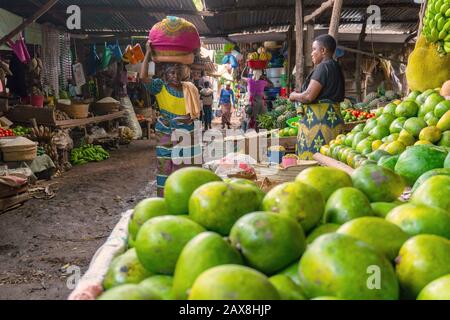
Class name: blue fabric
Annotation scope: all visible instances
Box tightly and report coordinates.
[144,78,164,95]
[220,89,235,105]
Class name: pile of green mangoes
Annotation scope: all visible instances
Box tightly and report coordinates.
[70,144,109,165]
[423,0,450,54]
[12,126,31,137]
[95,166,450,301]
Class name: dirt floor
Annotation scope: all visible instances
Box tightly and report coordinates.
[0,139,156,300]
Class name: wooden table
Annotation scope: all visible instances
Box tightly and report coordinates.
[6,105,126,129]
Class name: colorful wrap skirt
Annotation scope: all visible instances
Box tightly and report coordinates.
[296,103,344,160]
[156,109,202,197]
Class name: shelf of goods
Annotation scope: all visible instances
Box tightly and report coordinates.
[6,105,126,129]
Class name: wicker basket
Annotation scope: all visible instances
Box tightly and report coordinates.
[57,103,90,119]
[92,102,120,115]
[3,145,37,162]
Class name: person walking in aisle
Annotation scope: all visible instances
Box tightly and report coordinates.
[200,81,214,130]
[219,81,235,129]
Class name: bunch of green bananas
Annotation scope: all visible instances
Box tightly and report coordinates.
[70,144,110,165]
[423,0,450,54]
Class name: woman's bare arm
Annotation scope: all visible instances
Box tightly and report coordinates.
[289,80,322,104]
[140,41,153,84]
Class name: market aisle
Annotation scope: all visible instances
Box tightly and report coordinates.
[0,140,156,300]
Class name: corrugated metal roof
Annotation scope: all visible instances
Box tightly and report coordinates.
[1,0,421,37]
[1,0,211,35]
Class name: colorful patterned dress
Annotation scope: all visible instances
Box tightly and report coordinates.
[145,79,202,196]
[296,102,344,160]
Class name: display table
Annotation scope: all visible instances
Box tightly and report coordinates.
[6,105,126,129]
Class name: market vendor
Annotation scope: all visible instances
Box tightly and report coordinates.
[241,68,273,131]
[140,17,202,197]
[289,34,345,160]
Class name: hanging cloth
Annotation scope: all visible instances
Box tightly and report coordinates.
[7,33,31,64]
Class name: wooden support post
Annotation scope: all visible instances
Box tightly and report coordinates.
[329,0,344,41]
[0,0,60,47]
[305,23,315,75]
[418,0,428,37]
[295,0,304,89]
[286,25,294,91]
[355,18,368,101]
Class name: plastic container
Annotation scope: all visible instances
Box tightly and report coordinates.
[268,150,285,164]
[266,67,285,78]
[282,156,298,168]
[30,95,44,108]
[269,77,282,88]
[287,116,301,128]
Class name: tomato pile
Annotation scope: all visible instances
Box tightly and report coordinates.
[341,109,376,123]
[0,128,15,138]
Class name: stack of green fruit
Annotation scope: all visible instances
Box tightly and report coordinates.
[70,144,109,165]
[278,127,298,137]
[321,89,450,185]
[96,165,450,300]
[257,97,298,130]
[423,0,450,54]
[12,126,31,137]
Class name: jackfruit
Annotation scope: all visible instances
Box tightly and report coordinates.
[406,35,450,92]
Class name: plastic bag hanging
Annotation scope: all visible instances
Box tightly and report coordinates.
[7,33,31,64]
[87,44,101,76]
[102,42,113,70]
[108,40,123,60]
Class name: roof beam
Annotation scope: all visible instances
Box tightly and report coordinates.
[304,0,334,24]
[210,2,420,14]
[72,16,418,39]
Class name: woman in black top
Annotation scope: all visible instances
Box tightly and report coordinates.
[289,34,346,160]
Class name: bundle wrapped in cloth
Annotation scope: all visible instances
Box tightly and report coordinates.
[149,16,201,65]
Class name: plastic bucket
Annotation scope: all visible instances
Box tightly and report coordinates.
[30,95,44,107]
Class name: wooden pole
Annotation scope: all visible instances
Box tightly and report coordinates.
[355,17,368,101]
[329,0,344,40]
[305,23,315,75]
[304,0,334,24]
[418,0,428,37]
[295,0,304,89]
[0,0,60,47]
[286,25,294,92]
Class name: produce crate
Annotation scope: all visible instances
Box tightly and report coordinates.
[68,210,132,300]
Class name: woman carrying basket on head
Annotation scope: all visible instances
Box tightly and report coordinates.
[140,16,202,197]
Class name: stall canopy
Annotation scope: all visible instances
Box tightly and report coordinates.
[2,0,421,40]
